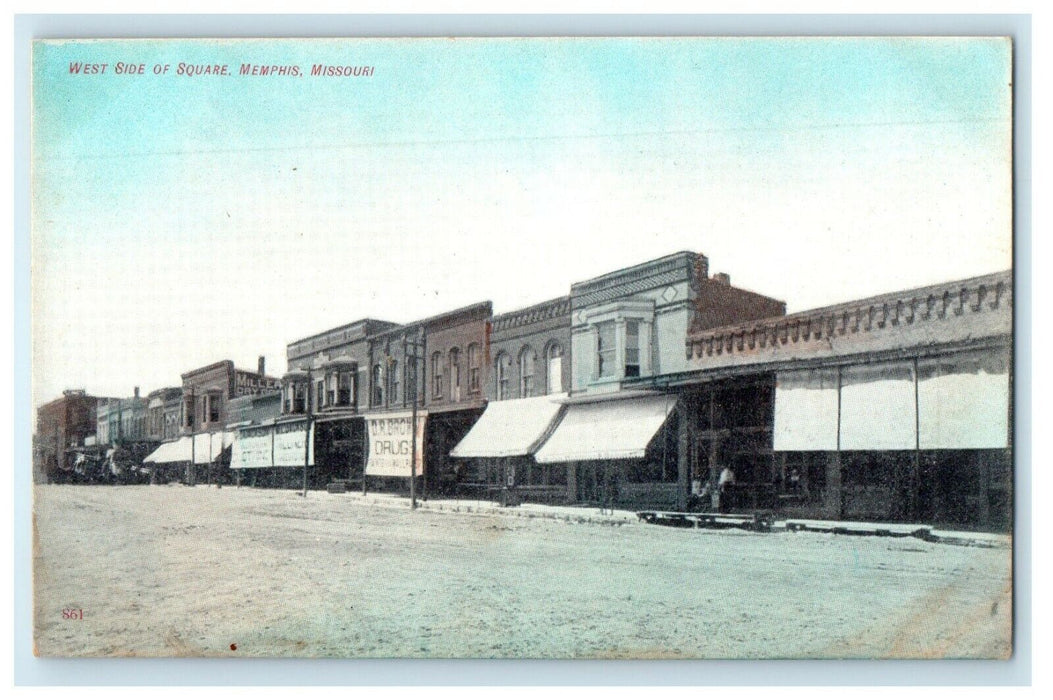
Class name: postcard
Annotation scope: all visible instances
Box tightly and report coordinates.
[31,36,1013,659]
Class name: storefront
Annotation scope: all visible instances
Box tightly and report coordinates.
[362,410,427,494]
[230,419,315,488]
[682,270,1013,530]
[533,392,680,509]
[450,393,567,502]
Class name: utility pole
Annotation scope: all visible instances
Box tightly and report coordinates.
[405,331,426,510]
[303,369,312,498]
[187,387,196,486]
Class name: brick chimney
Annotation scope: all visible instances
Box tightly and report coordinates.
[713,272,731,286]
[133,386,140,398]
[258,356,266,376]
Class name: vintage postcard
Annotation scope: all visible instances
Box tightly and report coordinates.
[31,36,1013,659]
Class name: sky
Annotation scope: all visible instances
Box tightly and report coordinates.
[30,37,1013,407]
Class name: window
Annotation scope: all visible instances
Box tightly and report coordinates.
[388,359,399,404]
[315,380,324,411]
[337,370,353,406]
[431,352,443,399]
[449,348,462,402]
[625,320,641,378]
[183,398,193,427]
[467,344,481,393]
[207,394,220,423]
[597,322,616,378]
[496,352,511,400]
[519,347,535,398]
[547,343,563,394]
[372,364,384,406]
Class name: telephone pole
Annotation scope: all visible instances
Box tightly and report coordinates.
[404,331,426,510]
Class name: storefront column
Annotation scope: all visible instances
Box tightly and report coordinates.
[567,461,578,503]
[823,452,842,519]
[676,399,690,511]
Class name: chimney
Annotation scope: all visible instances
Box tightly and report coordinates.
[258,356,266,376]
[133,386,140,398]
[713,272,731,286]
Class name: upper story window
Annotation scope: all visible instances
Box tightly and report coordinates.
[495,352,511,400]
[467,343,481,393]
[449,348,462,402]
[372,364,384,407]
[206,392,221,423]
[625,320,641,378]
[328,368,354,407]
[183,397,194,427]
[547,343,563,394]
[388,359,400,405]
[315,379,324,411]
[431,352,443,399]
[283,380,307,414]
[519,347,536,398]
[597,322,616,379]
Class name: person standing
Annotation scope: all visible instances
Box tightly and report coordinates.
[718,465,736,513]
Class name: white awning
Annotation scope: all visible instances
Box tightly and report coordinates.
[450,394,567,458]
[534,394,677,464]
[143,437,193,464]
[192,432,235,464]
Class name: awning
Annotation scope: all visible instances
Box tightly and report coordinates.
[534,394,677,464]
[143,436,193,464]
[450,394,566,458]
[192,432,235,464]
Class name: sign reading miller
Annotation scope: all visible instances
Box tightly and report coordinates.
[365,412,428,477]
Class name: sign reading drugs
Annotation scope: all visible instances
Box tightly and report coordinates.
[365,412,427,477]
[273,420,314,467]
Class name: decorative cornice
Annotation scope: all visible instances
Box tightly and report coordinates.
[288,318,399,360]
[570,252,706,308]
[492,296,571,333]
[686,270,1012,362]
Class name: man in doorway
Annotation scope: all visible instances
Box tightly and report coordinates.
[718,465,736,513]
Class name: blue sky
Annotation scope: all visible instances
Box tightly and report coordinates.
[31,37,1012,404]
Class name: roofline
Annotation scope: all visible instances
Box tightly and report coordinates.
[688,269,1012,342]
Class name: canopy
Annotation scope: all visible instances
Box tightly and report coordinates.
[451,394,566,458]
[534,394,676,464]
[192,432,235,464]
[143,436,193,464]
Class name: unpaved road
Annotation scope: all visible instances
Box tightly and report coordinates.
[32,485,1012,659]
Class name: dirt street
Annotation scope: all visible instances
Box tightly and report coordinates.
[32,485,1012,658]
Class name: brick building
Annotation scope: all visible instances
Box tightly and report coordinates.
[34,389,104,484]
[676,270,1012,530]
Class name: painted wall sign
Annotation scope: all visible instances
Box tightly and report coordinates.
[365,411,427,477]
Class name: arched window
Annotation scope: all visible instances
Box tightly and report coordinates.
[495,352,511,400]
[547,342,563,394]
[467,343,481,393]
[449,348,462,402]
[519,347,536,398]
[431,351,443,399]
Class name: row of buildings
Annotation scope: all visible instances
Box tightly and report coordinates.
[35,251,1014,531]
